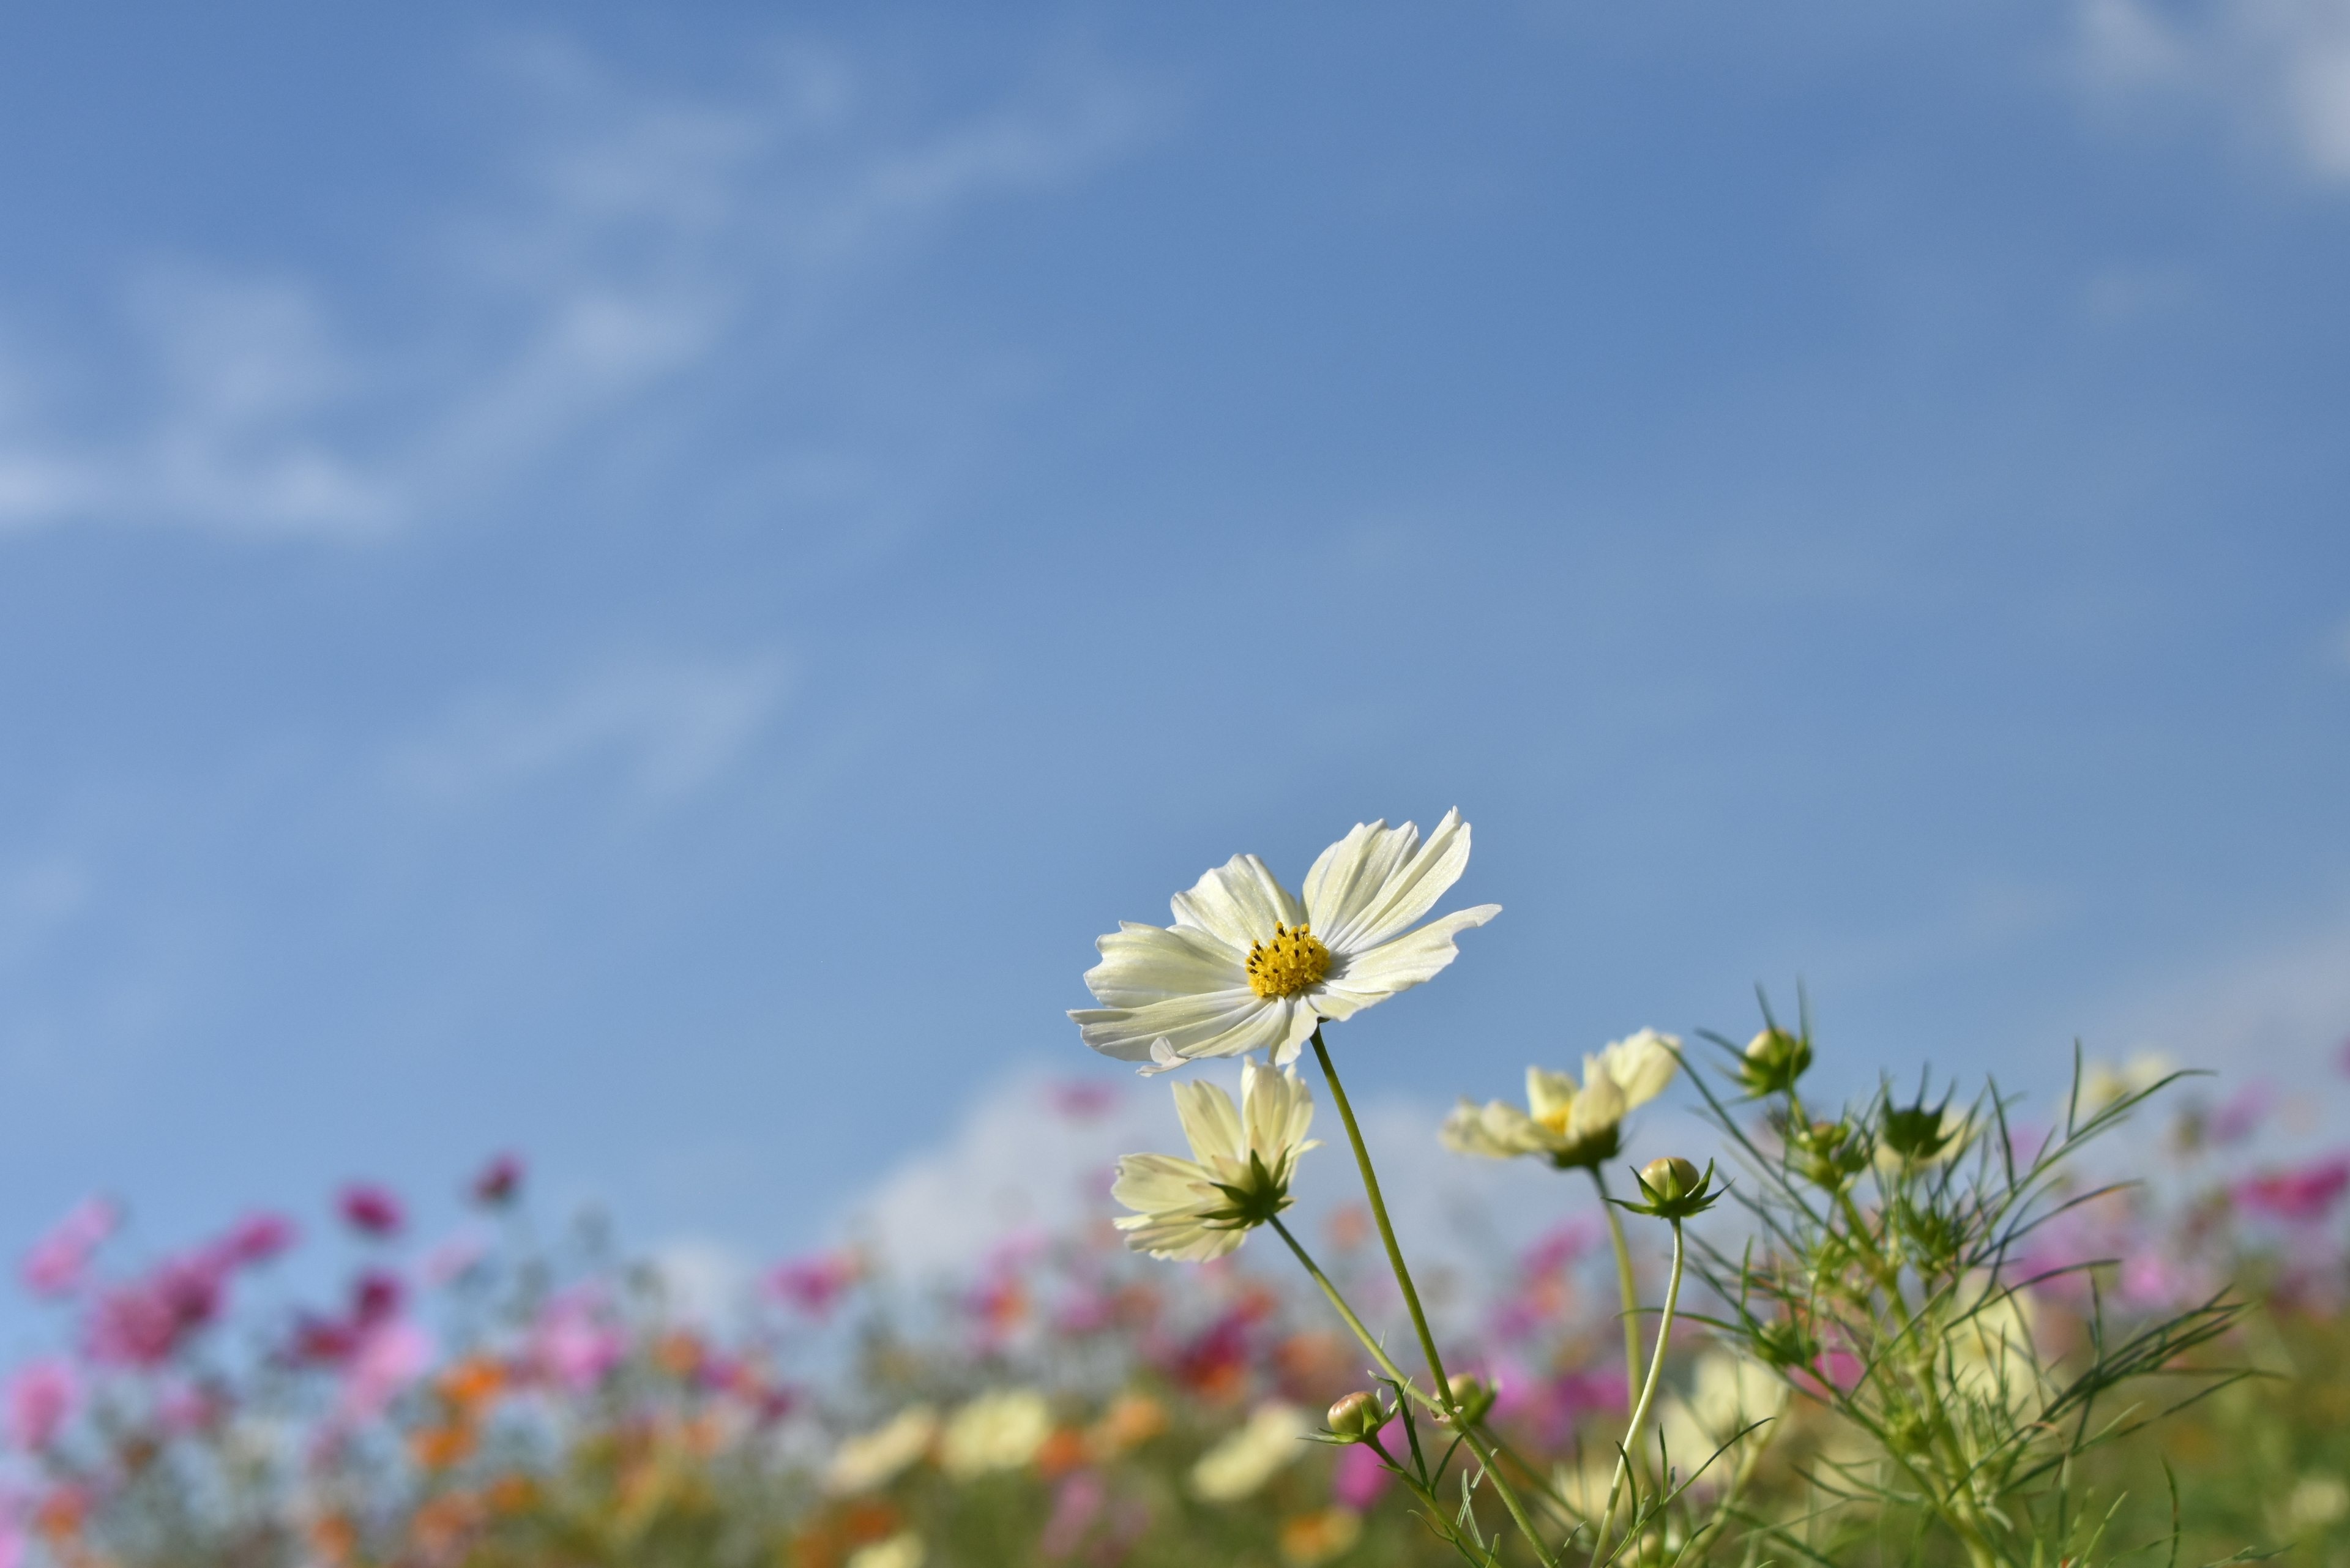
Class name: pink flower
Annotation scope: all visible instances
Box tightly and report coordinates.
[766,1249,863,1318]
[1042,1471,1106,1558]
[422,1232,489,1286]
[4,1361,76,1449]
[2234,1154,2350,1224]
[337,1184,405,1238]
[2207,1083,2272,1146]
[1050,1081,1119,1121]
[215,1212,297,1267]
[471,1154,523,1207]
[337,1320,430,1422]
[1521,1218,1601,1276]
[21,1198,118,1298]
[84,1252,230,1367]
[1332,1441,1392,1510]
[529,1291,624,1393]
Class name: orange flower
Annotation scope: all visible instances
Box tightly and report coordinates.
[1279,1507,1363,1567]
[1034,1426,1090,1477]
[412,1422,479,1471]
[438,1355,507,1411]
[486,1473,540,1515]
[1086,1393,1168,1460]
[310,1511,361,1566]
[655,1330,707,1379]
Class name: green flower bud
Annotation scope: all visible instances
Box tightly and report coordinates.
[1440,1373,1496,1426]
[1621,1155,1722,1220]
[1881,1098,1957,1160]
[1739,1028,1813,1096]
[1326,1391,1389,1441]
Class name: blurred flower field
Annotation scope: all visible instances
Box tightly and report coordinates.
[2,1058,2346,1568]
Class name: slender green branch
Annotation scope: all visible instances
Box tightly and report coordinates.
[1590,1217,1685,1568]
[1591,1167,1643,1413]
[1308,1031,1559,1568]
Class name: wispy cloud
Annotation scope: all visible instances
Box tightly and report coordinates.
[394,652,794,805]
[0,32,1152,543]
[2073,0,2350,182]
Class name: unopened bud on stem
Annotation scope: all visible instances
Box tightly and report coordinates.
[1327,1391,1388,1441]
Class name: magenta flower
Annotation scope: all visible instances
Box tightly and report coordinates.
[1041,1470,1107,1558]
[84,1252,230,1368]
[766,1249,863,1318]
[470,1154,523,1207]
[21,1197,118,1298]
[215,1212,297,1267]
[4,1360,77,1449]
[1333,1442,1393,1509]
[337,1184,405,1238]
[2233,1154,2350,1224]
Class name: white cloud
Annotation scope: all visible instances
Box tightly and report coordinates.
[0,32,1151,543]
[395,651,794,805]
[2073,0,2350,182]
[2093,908,2350,1089]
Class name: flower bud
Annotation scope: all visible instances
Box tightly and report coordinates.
[1739,1027,1812,1096]
[1441,1372,1496,1425]
[1880,1099,1956,1160]
[1326,1391,1388,1441]
[1641,1156,1702,1200]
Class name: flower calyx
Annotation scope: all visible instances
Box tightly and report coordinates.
[1738,1027,1813,1097]
[1879,1095,1958,1161]
[1784,1115,1869,1190]
[1324,1391,1392,1443]
[1434,1372,1496,1427]
[1619,1155,1721,1221]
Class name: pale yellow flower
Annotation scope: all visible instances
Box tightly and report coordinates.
[1658,1351,1788,1476]
[1192,1402,1310,1502]
[1947,1279,2045,1417]
[940,1389,1053,1479]
[1073,812,1500,1071]
[1114,1059,1319,1261]
[825,1405,937,1494]
[2081,1051,2176,1112]
[1441,1029,1680,1170]
[846,1533,926,1568]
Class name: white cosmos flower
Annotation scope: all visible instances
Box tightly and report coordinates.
[1072,810,1501,1071]
[1112,1059,1320,1262]
[1440,1029,1680,1171]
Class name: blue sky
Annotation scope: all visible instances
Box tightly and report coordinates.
[1,0,2347,1305]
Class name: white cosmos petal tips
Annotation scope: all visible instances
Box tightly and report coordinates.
[1440,1028,1682,1171]
[1111,1059,1321,1262]
[1071,810,1501,1071]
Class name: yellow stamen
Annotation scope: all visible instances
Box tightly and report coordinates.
[1245,923,1330,999]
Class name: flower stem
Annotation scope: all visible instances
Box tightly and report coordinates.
[1591,1167,1643,1413]
[1589,1217,1685,1568]
[1307,1031,1560,1568]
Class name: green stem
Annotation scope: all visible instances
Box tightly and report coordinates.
[1311,1031,1450,1395]
[1590,1219,1685,1568]
[1308,1031,1559,1568]
[1591,1167,1643,1413]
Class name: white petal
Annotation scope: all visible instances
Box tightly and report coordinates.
[1600,1029,1681,1110]
[1114,1208,1247,1262]
[1526,1066,1577,1126]
[1568,1070,1627,1140]
[1082,921,1247,1008]
[1303,808,1474,954]
[1311,903,1501,1014]
[1169,855,1304,949]
[1173,1078,1246,1166]
[1071,988,1282,1062]
[1111,1152,1218,1212]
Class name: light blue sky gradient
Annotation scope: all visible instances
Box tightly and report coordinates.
[1,1,2346,1305]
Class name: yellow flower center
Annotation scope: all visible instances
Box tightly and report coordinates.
[1245,923,1330,999]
